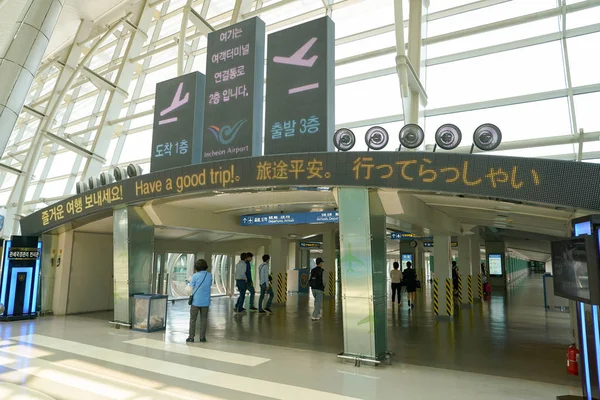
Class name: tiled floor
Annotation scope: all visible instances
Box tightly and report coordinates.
[0,273,583,399]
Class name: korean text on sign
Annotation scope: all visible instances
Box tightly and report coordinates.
[155,140,189,157]
[40,186,124,227]
[271,116,320,140]
[220,28,242,42]
[208,85,249,105]
[211,44,250,64]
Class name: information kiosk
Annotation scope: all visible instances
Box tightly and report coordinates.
[555,215,600,399]
[0,235,41,321]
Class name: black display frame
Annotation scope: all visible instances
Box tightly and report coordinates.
[551,235,600,304]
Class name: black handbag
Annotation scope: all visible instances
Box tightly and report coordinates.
[416,280,422,289]
[188,273,207,305]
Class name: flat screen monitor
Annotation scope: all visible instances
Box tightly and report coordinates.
[401,253,413,271]
[488,254,502,276]
[574,221,592,237]
[551,236,595,303]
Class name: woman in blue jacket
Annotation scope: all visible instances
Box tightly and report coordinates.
[187,259,212,343]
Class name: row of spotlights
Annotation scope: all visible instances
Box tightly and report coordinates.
[334,123,502,152]
[76,164,143,194]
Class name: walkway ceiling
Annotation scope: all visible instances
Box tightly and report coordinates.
[66,187,580,262]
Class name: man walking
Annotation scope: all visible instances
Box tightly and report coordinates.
[258,254,274,314]
[235,253,248,313]
[245,252,258,312]
[309,257,325,321]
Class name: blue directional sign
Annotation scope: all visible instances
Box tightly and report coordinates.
[390,232,434,241]
[240,211,338,226]
[305,211,338,224]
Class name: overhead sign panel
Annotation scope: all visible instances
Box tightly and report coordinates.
[240,211,339,226]
[151,72,205,172]
[264,16,335,155]
[202,17,265,162]
[21,151,600,235]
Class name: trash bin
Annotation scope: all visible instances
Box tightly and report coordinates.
[132,294,168,332]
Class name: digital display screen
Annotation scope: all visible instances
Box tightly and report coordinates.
[574,221,592,236]
[488,254,502,276]
[264,16,334,155]
[401,253,413,271]
[151,72,205,172]
[202,18,265,162]
[551,237,591,303]
[8,248,40,260]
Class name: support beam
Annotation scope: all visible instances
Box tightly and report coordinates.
[81,0,155,180]
[4,19,95,237]
[231,0,253,24]
[0,0,64,156]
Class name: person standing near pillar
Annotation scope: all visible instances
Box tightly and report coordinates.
[235,253,247,313]
[390,261,402,305]
[245,252,258,312]
[309,258,325,321]
[258,254,274,314]
[187,259,212,343]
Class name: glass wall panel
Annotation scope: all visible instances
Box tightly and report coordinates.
[566,32,600,87]
[120,130,152,163]
[426,42,566,109]
[574,92,600,133]
[427,18,559,59]
[336,74,402,124]
[427,0,556,37]
[424,97,572,146]
[47,150,78,179]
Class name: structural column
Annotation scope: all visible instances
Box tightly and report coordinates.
[433,235,453,318]
[322,229,337,297]
[338,188,387,361]
[457,235,473,307]
[469,234,482,301]
[270,237,288,304]
[0,0,64,154]
[113,206,154,325]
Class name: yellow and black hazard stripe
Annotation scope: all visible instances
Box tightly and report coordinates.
[433,278,439,316]
[276,273,284,303]
[445,278,453,316]
[477,274,483,299]
[468,275,474,304]
[457,274,463,303]
[328,271,335,296]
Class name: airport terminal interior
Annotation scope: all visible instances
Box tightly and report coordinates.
[1,0,600,399]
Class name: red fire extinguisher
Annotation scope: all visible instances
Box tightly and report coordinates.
[567,343,580,376]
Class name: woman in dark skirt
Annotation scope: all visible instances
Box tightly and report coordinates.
[402,261,417,309]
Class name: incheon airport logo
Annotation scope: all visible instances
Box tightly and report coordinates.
[208,120,246,145]
[204,119,250,159]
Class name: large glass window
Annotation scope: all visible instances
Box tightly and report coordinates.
[426,42,566,109]
[3,0,600,211]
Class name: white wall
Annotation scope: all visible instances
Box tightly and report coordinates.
[66,232,113,314]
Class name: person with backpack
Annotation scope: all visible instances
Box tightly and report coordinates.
[258,254,274,314]
[186,259,212,343]
[309,258,325,321]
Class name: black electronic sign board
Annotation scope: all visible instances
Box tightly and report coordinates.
[202,17,265,162]
[151,72,205,173]
[264,16,335,155]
